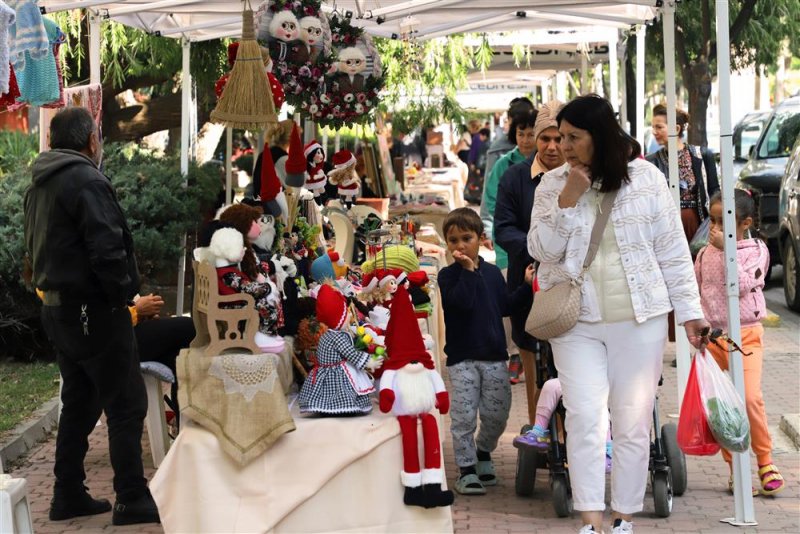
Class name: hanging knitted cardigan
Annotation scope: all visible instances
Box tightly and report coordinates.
[0,1,15,94]
[15,16,62,106]
[7,0,49,69]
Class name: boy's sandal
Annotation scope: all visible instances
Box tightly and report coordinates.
[727,474,759,497]
[476,460,498,486]
[455,473,486,495]
[758,464,785,496]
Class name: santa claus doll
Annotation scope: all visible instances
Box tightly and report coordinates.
[303,139,328,201]
[327,149,360,209]
[379,284,454,509]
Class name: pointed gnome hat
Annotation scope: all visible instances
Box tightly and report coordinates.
[316,284,349,330]
[383,285,434,371]
[284,123,307,187]
[258,144,283,217]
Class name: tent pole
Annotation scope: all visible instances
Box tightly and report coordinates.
[89,9,101,85]
[663,1,692,410]
[715,0,756,524]
[619,31,628,131]
[556,72,567,101]
[176,38,191,316]
[225,126,233,205]
[581,49,589,96]
[635,24,646,149]
[609,31,619,111]
[334,132,341,153]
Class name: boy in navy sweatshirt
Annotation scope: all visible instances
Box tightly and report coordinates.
[438,208,533,495]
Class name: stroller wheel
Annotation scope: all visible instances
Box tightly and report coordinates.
[661,423,687,496]
[514,447,537,496]
[652,471,673,518]
[551,473,572,517]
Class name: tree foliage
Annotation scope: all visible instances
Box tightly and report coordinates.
[50,11,228,144]
[648,0,800,146]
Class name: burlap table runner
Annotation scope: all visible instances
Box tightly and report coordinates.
[177,347,296,466]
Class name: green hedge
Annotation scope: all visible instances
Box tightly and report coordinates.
[0,141,221,360]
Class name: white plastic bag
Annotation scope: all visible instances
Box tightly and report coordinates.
[695,350,751,453]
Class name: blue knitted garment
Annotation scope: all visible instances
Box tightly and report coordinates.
[15,16,62,106]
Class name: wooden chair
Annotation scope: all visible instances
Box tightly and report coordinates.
[191,261,261,356]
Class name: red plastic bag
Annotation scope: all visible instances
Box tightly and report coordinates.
[677,355,721,456]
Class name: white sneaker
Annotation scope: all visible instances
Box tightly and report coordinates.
[579,525,604,534]
[611,519,633,533]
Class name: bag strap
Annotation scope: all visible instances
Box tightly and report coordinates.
[582,188,619,271]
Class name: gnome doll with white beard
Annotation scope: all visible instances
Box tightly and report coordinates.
[379,284,454,509]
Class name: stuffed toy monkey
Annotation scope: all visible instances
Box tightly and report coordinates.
[379,285,454,509]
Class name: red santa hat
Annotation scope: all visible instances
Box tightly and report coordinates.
[382,285,434,371]
[304,140,323,159]
[328,250,345,267]
[331,149,356,170]
[316,284,349,330]
[259,145,283,217]
[284,123,307,187]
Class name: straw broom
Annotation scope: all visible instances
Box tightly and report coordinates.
[210,1,277,130]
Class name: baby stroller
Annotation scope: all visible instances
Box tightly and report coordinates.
[513,339,687,518]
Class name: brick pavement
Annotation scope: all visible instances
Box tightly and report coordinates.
[6,318,798,533]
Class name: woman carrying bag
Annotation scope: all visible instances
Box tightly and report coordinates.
[527,95,710,534]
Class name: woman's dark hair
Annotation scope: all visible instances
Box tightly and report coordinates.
[556,94,641,193]
[509,110,538,147]
[709,189,755,223]
[50,107,95,151]
[443,207,484,238]
[652,103,690,137]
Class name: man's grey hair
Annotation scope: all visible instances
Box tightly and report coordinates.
[49,107,96,151]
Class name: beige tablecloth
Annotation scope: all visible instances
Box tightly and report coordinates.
[150,405,453,533]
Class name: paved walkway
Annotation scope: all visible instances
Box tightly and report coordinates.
[7,295,799,533]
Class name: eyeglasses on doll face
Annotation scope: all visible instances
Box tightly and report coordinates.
[341,58,364,74]
[281,21,297,37]
[304,25,322,41]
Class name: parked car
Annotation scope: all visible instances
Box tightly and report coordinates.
[732,110,770,179]
[737,96,800,267]
[779,136,800,311]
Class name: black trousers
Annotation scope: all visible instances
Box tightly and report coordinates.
[42,302,148,503]
[135,316,195,412]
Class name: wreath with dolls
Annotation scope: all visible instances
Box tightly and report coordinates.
[301,14,384,129]
[256,0,335,109]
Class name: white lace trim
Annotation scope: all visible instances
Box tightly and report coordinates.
[209,353,279,402]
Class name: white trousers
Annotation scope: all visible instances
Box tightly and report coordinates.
[549,315,667,514]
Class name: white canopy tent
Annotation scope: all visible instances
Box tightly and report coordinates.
[32,2,756,522]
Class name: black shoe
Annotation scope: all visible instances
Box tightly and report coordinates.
[112,490,160,526]
[422,483,454,508]
[403,486,427,507]
[670,358,677,368]
[49,488,112,521]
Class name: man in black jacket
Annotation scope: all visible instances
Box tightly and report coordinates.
[24,107,159,526]
[494,100,565,424]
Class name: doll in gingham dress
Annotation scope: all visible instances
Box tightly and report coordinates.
[299,285,383,415]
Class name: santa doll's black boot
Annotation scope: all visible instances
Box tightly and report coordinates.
[422,484,454,508]
[403,486,428,507]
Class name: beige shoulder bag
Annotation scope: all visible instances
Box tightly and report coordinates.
[526,189,618,340]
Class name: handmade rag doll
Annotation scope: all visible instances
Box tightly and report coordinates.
[332,47,367,94]
[268,9,307,64]
[219,203,267,280]
[298,284,383,415]
[379,284,453,508]
[303,139,328,200]
[250,212,277,261]
[299,16,323,62]
[209,227,285,353]
[328,149,360,209]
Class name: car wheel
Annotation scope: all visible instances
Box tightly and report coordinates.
[783,235,800,311]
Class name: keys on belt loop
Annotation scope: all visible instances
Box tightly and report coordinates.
[80,304,89,336]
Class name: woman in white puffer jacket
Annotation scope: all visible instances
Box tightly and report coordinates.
[527,95,710,534]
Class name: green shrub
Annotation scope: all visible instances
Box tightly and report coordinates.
[0,130,38,176]
[105,143,222,279]
[0,143,221,359]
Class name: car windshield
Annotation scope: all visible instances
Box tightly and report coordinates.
[734,117,766,160]
[758,105,800,159]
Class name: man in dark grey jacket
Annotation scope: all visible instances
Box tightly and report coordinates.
[24,107,158,526]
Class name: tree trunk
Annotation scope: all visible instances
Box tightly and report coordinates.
[195,122,226,165]
[684,57,712,147]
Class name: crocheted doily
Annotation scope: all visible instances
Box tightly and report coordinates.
[209,353,279,402]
